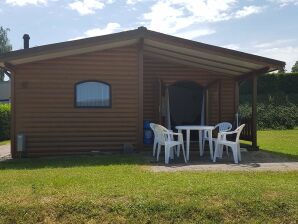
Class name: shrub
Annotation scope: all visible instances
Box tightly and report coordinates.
[0,104,11,141]
[239,103,298,130]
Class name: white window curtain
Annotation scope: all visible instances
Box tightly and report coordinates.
[76,81,110,107]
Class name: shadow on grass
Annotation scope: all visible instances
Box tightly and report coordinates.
[260,149,298,160]
[0,153,149,170]
[241,142,298,161]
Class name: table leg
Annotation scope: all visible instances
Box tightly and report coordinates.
[208,130,213,160]
[177,130,182,157]
[186,129,190,161]
[199,130,203,156]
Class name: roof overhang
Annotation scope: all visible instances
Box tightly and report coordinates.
[0,27,285,79]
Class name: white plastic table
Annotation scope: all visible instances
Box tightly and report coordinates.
[175,125,215,161]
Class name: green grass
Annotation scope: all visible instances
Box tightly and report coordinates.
[0,155,297,223]
[258,129,298,157]
[0,140,10,146]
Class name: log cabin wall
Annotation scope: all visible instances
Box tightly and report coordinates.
[13,46,139,157]
[143,56,236,126]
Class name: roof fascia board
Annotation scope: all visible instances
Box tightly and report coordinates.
[235,66,270,81]
[8,39,138,65]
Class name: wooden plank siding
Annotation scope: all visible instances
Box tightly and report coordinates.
[12,46,238,157]
[143,56,236,126]
[13,46,139,156]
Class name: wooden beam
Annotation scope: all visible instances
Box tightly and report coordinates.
[252,75,258,150]
[235,66,270,81]
[3,63,16,158]
[205,79,219,88]
[137,38,144,151]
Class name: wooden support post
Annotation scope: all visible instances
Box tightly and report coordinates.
[252,75,258,150]
[137,38,144,151]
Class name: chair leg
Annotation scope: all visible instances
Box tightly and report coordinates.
[176,145,180,158]
[165,145,170,164]
[170,147,174,160]
[156,144,161,162]
[237,143,241,162]
[153,140,157,157]
[218,144,224,158]
[232,145,238,164]
[225,146,229,157]
[213,143,219,162]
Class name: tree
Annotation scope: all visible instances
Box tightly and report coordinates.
[0,26,12,81]
[277,66,286,74]
[291,61,298,73]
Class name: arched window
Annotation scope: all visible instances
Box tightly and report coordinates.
[75,81,111,108]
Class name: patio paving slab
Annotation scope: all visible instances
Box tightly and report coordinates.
[149,150,298,172]
[0,143,11,160]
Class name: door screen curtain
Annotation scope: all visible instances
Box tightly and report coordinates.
[165,85,204,129]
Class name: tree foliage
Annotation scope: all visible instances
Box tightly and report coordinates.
[292,61,298,73]
[0,26,12,81]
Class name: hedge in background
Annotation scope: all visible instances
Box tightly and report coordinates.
[240,72,298,95]
[239,103,298,130]
[0,104,10,141]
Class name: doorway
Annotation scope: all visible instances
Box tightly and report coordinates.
[168,81,204,131]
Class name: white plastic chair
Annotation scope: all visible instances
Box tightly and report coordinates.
[154,124,187,164]
[202,122,232,151]
[213,124,245,164]
[150,123,158,157]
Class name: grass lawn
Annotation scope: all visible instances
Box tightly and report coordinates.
[0,140,10,146]
[258,129,298,157]
[0,155,297,223]
[0,130,297,223]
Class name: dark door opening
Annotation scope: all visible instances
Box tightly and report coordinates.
[168,81,204,138]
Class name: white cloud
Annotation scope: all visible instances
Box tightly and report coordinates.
[221,44,240,50]
[70,22,122,40]
[69,0,106,15]
[175,29,216,39]
[126,0,142,4]
[142,0,264,38]
[256,46,298,71]
[254,39,296,49]
[5,0,47,6]
[234,5,263,18]
[269,0,298,7]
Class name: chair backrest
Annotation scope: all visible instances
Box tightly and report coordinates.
[215,122,233,132]
[235,124,245,142]
[154,124,170,145]
[150,123,157,135]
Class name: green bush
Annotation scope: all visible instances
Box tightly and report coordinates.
[239,103,298,130]
[0,104,11,141]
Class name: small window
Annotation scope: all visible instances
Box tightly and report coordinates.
[75,81,111,108]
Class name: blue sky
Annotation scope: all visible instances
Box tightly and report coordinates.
[0,0,298,71]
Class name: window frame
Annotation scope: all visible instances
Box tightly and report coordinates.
[74,80,112,108]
